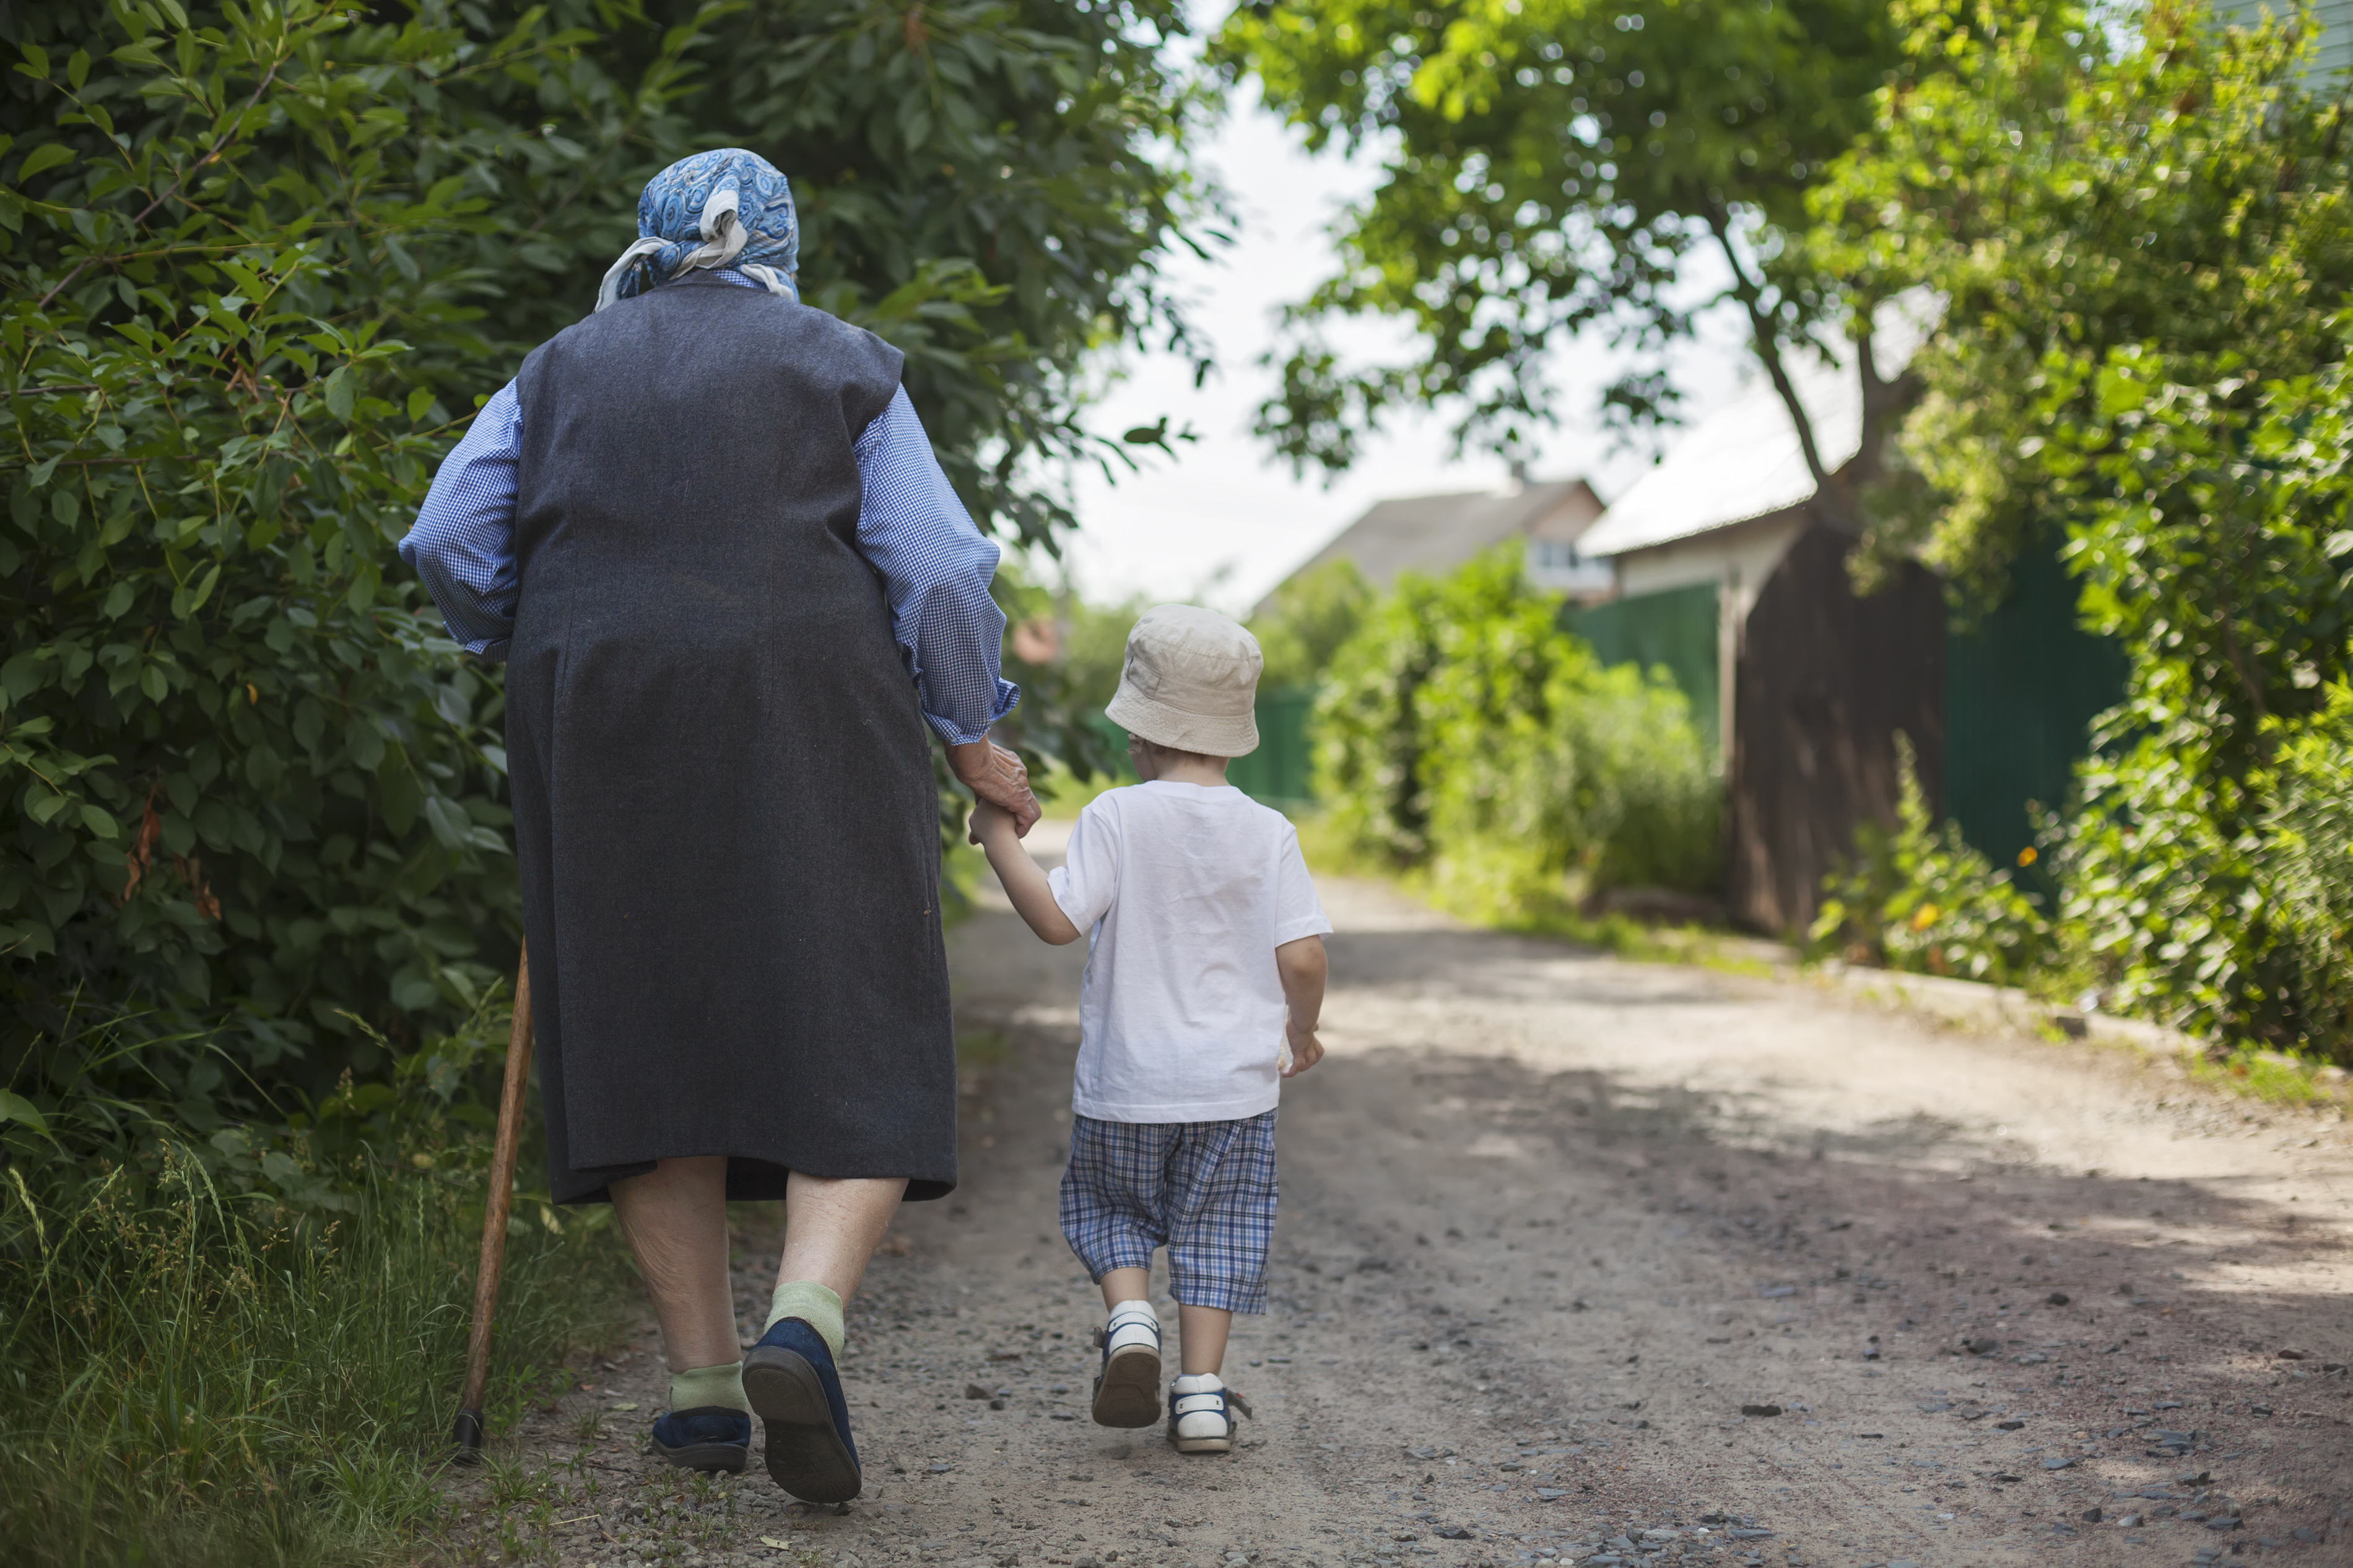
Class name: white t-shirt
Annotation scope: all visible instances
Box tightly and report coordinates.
[1047,781,1333,1123]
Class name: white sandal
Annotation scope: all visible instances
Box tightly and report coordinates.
[1090,1302,1163,1427]
[1168,1374,1252,1454]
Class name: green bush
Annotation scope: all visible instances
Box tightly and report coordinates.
[1809,735,2053,985]
[1,0,1210,1110]
[1314,548,1719,919]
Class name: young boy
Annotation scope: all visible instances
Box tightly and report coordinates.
[967,604,1331,1454]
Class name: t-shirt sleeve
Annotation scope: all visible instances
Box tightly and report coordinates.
[1047,798,1119,932]
[1271,823,1334,945]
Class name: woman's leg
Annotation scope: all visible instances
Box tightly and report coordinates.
[609,1155,736,1372]
[773,1172,908,1303]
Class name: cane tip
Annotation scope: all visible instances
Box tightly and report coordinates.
[453,1407,487,1462]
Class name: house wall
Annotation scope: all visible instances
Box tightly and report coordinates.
[1613,510,1807,626]
[2215,0,2353,79]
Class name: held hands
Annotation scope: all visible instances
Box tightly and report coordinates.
[1281,1016,1324,1078]
[948,737,1040,838]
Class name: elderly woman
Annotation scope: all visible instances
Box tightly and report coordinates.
[401,149,1039,1501]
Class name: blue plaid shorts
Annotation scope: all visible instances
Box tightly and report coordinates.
[1058,1111,1278,1315]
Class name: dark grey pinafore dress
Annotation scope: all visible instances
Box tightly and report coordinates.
[505,273,957,1205]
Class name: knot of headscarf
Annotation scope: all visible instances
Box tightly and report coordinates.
[594,148,799,313]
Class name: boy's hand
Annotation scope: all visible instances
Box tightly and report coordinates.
[968,798,1009,846]
[1281,1019,1324,1078]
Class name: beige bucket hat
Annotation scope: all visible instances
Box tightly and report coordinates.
[1105,604,1262,758]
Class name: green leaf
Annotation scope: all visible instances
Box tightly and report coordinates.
[422,794,469,849]
[17,45,49,80]
[15,142,74,180]
[0,1089,50,1134]
[78,803,119,839]
[323,366,355,420]
[406,386,433,421]
[66,50,89,91]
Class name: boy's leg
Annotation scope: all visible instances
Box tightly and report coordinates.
[1177,1303,1233,1377]
[1061,1117,1170,1428]
[1098,1266,1152,1309]
[1163,1112,1277,1453]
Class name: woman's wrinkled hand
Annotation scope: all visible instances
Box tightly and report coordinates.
[947,738,1040,838]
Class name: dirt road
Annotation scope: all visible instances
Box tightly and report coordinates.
[451,841,2353,1568]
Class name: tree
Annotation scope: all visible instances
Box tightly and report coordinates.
[0,0,1212,1105]
[1811,0,2353,1054]
[1213,0,1915,525]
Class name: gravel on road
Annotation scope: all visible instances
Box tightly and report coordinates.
[439,854,2352,1568]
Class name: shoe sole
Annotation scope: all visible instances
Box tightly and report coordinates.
[743,1345,861,1503]
[1172,1432,1233,1454]
[1090,1343,1163,1427]
[651,1438,749,1475]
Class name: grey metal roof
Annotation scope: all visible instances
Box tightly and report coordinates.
[1263,479,1603,612]
[1577,360,1861,560]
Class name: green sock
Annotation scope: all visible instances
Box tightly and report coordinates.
[765,1280,846,1361]
[669,1359,748,1414]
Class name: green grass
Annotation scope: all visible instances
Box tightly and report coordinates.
[2183,1045,2352,1107]
[0,1135,633,1566]
[1291,812,1767,972]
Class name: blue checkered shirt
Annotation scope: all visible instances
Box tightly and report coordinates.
[398,273,1019,745]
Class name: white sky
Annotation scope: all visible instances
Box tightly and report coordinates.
[1048,74,1764,617]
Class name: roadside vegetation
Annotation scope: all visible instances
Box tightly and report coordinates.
[1216,0,2353,1071]
[1,0,1210,1559]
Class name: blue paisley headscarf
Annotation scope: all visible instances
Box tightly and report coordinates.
[594,148,799,313]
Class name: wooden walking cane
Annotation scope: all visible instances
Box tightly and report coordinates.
[454,940,534,1462]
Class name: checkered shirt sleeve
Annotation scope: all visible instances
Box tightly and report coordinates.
[397,280,1019,742]
[399,381,523,662]
[851,387,1021,744]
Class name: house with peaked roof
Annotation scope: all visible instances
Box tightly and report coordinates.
[1255,475,1610,617]
[1571,362,2125,935]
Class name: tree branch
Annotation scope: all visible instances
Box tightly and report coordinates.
[1706,206,1853,529]
[35,59,285,312]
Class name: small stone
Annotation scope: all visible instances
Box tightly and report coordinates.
[2116,1514,2142,1527]
[2046,1292,2071,1306]
[2042,1457,2076,1470]
[1436,1528,1476,1541]
[964,1384,989,1400]
[2292,1528,2325,1543]
[1994,1420,2025,1431]
[1915,1401,1951,1413]
[2081,1508,2102,1523]
[2205,1518,2241,1532]
[1739,1405,1781,1418]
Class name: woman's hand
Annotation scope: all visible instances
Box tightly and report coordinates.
[947,737,1040,837]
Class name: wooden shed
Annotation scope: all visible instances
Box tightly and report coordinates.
[1572,363,2120,935]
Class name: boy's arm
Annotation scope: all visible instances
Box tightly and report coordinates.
[1276,934,1327,1077]
[970,800,1083,945]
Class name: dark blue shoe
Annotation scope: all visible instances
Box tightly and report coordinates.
[649,1405,751,1474]
[742,1317,861,1502]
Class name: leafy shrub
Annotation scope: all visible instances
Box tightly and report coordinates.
[1810,735,2053,985]
[1314,549,1719,918]
[1,0,1210,1111]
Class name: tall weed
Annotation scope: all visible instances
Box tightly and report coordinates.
[0,1008,633,1566]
